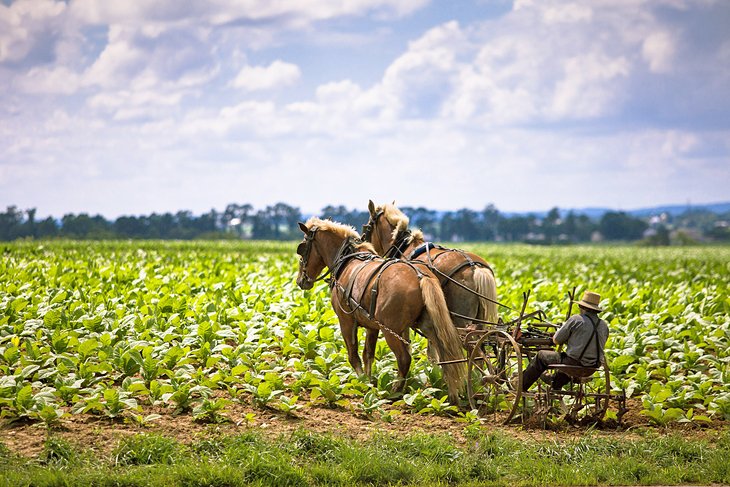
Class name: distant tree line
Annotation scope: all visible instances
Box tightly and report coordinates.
[1,203,728,243]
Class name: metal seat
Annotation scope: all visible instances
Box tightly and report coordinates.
[546,364,599,383]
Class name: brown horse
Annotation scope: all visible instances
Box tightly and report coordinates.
[363,201,499,329]
[295,217,465,403]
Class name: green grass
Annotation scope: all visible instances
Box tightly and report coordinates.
[1,429,729,486]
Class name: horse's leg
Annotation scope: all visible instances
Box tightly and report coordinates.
[419,320,440,362]
[337,315,363,375]
[362,328,379,380]
[418,317,440,362]
[382,329,411,394]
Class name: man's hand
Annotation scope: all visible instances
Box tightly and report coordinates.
[552,333,563,352]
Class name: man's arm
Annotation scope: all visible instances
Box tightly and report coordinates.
[553,315,580,345]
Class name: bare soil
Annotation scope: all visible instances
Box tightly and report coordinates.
[1,398,726,459]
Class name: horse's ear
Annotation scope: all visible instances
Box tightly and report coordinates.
[391,200,396,206]
[368,200,375,215]
[298,222,308,234]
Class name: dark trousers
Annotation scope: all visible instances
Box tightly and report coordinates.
[521,350,581,392]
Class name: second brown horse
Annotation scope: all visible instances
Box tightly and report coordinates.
[363,201,499,329]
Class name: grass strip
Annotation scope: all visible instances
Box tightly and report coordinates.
[1,428,728,486]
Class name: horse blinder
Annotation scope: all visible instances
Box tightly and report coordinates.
[296,241,306,256]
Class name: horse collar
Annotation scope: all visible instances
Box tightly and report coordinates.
[384,229,412,259]
[408,241,442,260]
[329,237,382,289]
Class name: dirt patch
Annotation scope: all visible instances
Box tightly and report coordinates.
[0,401,463,458]
[2,397,725,459]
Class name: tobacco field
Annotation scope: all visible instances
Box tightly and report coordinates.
[0,240,728,427]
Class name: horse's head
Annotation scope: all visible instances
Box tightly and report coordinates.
[298,217,371,288]
[295,221,327,290]
[364,200,405,255]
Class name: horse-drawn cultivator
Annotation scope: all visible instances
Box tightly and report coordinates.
[454,290,628,425]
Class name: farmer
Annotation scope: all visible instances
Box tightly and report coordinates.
[521,291,609,391]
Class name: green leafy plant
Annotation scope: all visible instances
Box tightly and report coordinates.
[126,413,163,428]
[355,390,390,419]
[310,374,348,408]
[193,397,230,423]
[37,404,66,428]
[277,395,303,416]
[416,395,459,416]
[244,380,284,409]
[0,384,57,422]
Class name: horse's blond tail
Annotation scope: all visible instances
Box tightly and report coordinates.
[420,276,465,403]
[474,266,499,325]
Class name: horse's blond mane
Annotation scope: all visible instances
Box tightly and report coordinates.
[377,203,408,240]
[376,203,423,243]
[355,241,377,253]
[305,217,359,239]
[305,217,376,252]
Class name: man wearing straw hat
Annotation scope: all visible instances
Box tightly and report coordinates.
[521,291,609,392]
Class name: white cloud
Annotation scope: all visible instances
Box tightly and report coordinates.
[542,3,593,24]
[69,0,428,27]
[0,0,66,63]
[15,65,83,94]
[642,30,676,73]
[83,25,215,89]
[230,61,301,91]
[83,26,152,88]
[550,53,629,119]
[381,0,711,125]
[383,20,463,87]
[87,89,184,121]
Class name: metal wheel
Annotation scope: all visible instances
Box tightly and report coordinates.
[467,329,523,424]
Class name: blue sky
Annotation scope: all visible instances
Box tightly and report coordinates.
[1,0,728,218]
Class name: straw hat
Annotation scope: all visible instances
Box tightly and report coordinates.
[575,291,603,312]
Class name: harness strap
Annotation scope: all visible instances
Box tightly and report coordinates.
[341,260,374,313]
[576,313,603,367]
[384,230,412,259]
[367,260,400,317]
[333,257,426,323]
[439,258,492,287]
[408,242,444,260]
